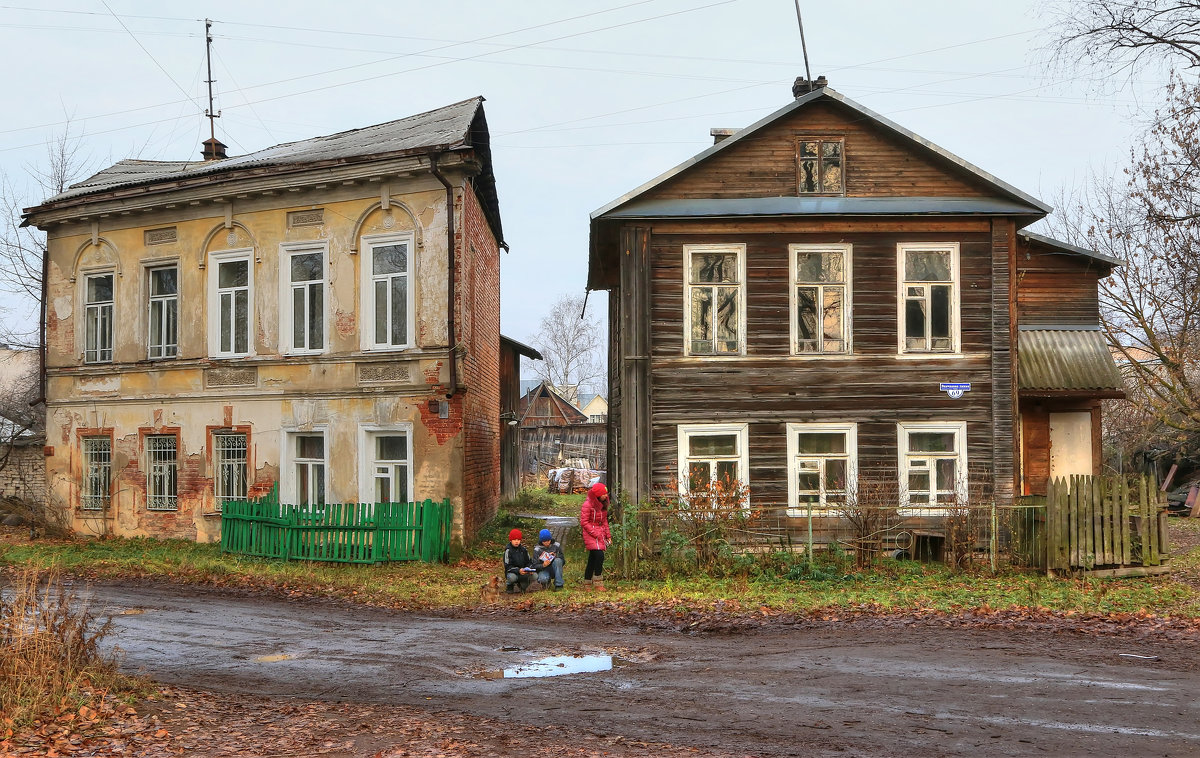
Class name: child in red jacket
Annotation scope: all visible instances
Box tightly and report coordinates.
[579,482,612,591]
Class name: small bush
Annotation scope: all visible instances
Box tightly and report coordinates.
[0,567,137,726]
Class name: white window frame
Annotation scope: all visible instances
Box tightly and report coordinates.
[281,427,329,506]
[896,243,960,356]
[212,431,248,511]
[786,422,857,516]
[359,232,416,352]
[897,421,968,512]
[81,436,112,511]
[207,248,255,358]
[682,244,747,357]
[145,435,178,511]
[279,242,328,355]
[676,423,750,501]
[146,263,179,360]
[358,424,415,506]
[789,243,852,356]
[82,270,115,364]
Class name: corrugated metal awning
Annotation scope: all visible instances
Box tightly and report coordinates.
[1019,329,1125,396]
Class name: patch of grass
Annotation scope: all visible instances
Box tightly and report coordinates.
[502,489,585,518]
[0,567,147,727]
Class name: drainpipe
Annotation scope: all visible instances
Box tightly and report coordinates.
[430,152,457,399]
[35,241,48,407]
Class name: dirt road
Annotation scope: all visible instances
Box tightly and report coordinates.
[84,582,1200,757]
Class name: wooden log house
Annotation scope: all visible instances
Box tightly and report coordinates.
[587,80,1124,538]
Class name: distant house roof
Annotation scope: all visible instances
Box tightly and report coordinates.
[1019,329,1125,396]
[591,86,1051,221]
[1018,230,1122,268]
[24,97,504,246]
[500,335,543,360]
[519,381,588,426]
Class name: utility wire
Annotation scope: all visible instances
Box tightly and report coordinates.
[99,0,203,114]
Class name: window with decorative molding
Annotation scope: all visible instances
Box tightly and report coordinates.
[81,436,111,511]
[146,435,178,511]
[362,234,413,351]
[84,273,114,364]
[285,247,325,353]
[208,250,253,358]
[292,433,325,506]
[213,433,247,510]
[147,265,178,359]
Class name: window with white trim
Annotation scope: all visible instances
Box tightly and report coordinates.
[363,235,412,350]
[213,433,247,510]
[677,423,749,493]
[147,265,178,359]
[898,244,958,354]
[209,250,253,357]
[787,423,856,514]
[285,247,325,353]
[791,245,850,354]
[684,245,744,356]
[84,273,114,364]
[899,422,967,507]
[293,433,325,506]
[371,433,410,504]
[81,436,111,511]
[146,435,178,511]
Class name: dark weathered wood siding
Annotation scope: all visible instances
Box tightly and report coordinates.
[641,102,993,202]
[500,344,520,501]
[1016,249,1104,326]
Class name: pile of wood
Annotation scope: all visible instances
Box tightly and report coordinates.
[546,467,603,494]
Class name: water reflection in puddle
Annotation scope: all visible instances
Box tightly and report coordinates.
[479,654,619,679]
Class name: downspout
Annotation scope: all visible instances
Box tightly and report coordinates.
[430,152,457,399]
[35,239,48,407]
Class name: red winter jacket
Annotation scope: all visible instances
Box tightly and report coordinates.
[580,482,612,551]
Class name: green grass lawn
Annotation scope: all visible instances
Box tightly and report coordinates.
[4,511,1199,621]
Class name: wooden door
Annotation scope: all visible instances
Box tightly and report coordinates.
[1049,412,1092,479]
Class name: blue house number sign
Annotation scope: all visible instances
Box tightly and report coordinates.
[940,382,971,399]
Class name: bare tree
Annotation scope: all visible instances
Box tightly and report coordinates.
[529,294,606,398]
[1046,78,1200,465]
[1044,0,1200,74]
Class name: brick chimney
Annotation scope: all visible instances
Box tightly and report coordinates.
[792,75,828,98]
[201,137,228,161]
[710,128,737,145]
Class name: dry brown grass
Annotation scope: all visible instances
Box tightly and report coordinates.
[0,566,134,726]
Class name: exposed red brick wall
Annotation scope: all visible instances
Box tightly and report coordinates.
[458,182,501,540]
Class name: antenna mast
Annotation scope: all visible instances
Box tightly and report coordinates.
[204,18,220,143]
[793,0,812,83]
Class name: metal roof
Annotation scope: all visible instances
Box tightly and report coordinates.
[1018,230,1122,267]
[602,196,1044,219]
[1019,329,1125,393]
[591,86,1052,220]
[43,97,485,204]
[500,334,543,360]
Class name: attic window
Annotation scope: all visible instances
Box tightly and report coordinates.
[796,138,844,194]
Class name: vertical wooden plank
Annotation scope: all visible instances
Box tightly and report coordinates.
[1138,474,1150,567]
[1147,473,1160,566]
[1047,478,1061,571]
[991,219,1015,508]
[1118,478,1130,566]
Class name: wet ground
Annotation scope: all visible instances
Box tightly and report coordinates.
[82,582,1200,757]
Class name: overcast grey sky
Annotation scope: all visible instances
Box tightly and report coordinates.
[0,0,1167,349]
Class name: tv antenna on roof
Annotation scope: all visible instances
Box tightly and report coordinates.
[204,19,221,143]
[793,0,812,83]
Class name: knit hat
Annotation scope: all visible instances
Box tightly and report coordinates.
[539,528,553,542]
[508,528,522,541]
[589,482,609,500]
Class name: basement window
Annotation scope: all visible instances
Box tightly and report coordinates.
[797,138,844,194]
[146,435,178,511]
[898,422,967,509]
[787,423,856,515]
[213,433,247,510]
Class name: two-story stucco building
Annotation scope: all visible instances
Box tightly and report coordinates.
[23,97,506,546]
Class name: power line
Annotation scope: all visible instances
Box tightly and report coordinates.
[99,0,203,115]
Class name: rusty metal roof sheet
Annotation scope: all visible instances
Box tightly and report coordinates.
[41,97,484,204]
[1019,328,1125,393]
[601,196,1042,219]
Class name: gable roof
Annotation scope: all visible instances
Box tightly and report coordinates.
[518,381,589,425]
[25,98,504,245]
[591,87,1051,220]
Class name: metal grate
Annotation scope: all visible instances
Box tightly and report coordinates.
[81,437,111,511]
[146,435,178,511]
[213,433,247,511]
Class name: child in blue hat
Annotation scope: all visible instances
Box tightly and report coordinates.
[533,528,565,591]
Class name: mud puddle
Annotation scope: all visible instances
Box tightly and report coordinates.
[478,653,625,679]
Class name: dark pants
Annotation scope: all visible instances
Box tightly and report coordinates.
[584,549,605,580]
[506,571,535,592]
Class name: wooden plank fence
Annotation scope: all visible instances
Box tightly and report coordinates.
[220,487,452,564]
[1045,474,1169,576]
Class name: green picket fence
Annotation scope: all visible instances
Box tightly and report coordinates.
[220,486,452,564]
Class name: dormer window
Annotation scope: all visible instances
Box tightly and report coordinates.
[797,138,844,194]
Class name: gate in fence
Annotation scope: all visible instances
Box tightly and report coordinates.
[220,486,452,564]
[1043,474,1169,576]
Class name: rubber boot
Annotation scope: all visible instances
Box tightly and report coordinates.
[582,578,593,592]
[593,577,606,592]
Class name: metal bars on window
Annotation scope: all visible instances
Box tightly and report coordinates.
[81,437,111,511]
[146,435,178,511]
[213,433,247,511]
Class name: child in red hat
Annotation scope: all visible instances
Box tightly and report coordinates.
[502,528,537,594]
